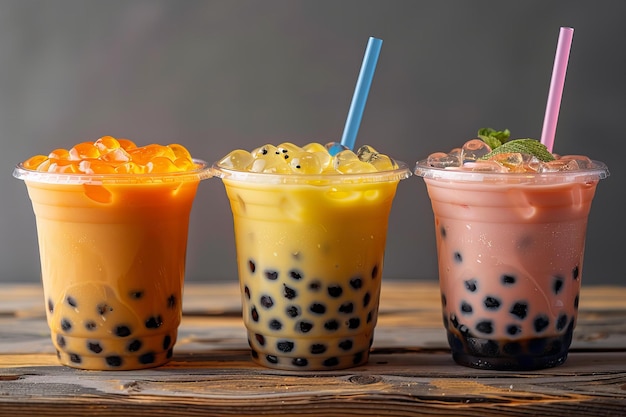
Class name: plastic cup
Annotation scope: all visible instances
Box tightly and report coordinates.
[13,160,211,370]
[213,159,410,370]
[414,159,609,370]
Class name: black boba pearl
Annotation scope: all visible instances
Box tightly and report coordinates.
[502,275,516,285]
[324,320,339,331]
[289,270,303,280]
[440,226,447,238]
[129,290,143,300]
[557,313,568,331]
[255,334,265,346]
[69,353,82,364]
[286,305,300,317]
[248,260,256,273]
[277,340,294,352]
[476,320,493,334]
[167,294,177,309]
[309,281,321,291]
[251,307,259,322]
[507,324,521,336]
[363,292,371,307]
[327,285,343,298]
[145,315,163,329]
[166,348,173,359]
[266,355,278,364]
[503,342,522,355]
[528,338,547,355]
[66,296,78,307]
[139,352,155,364]
[350,277,363,290]
[460,301,473,314]
[85,321,97,331]
[48,299,54,313]
[484,296,501,310]
[458,324,470,335]
[97,303,113,316]
[348,318,361,329]
[163,335,172,350]
[352,351,364,364]
[292,358,308,367]
[450,313,459,328]
[367,311,373,323]
[260,295,274,308]
[61,318,72,332]
[283,285,297,300]
[553,276,564,294]
[298,321,313,333]
[106,356,122,367]
[339,340,353,351]
[269,319,282,330]
[454,252,463,263]
[441,293,447,307]
[244,286,251,299]
[265,270,278,280]
[534,315,550,333]
[442,314,449,329]
[371,264,379,279]
[309,303,326,314]
[88,342,103,354]
[574,294,580,309]
[339,302,354,314]
[464,279,477,292]
[128,340,142,352]
[115,325,132,337]
[56,334,66,348]
[510,302,528,319]
[573,265,579,280]
[323,357,339,367]
[310,344,327,354]
[481,340,500,356]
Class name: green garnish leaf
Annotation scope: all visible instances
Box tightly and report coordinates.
[480,139,556,162]
[477,127,510,150]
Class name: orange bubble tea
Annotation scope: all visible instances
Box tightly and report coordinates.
[14,137,211,370]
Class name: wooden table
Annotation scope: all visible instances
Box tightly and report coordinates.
[0,281,625,416]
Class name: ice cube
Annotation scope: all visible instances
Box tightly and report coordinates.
[558,155,594,169]
[325,141,348,156]
[461,139,492,162]
[539,159,580,172]
[427,152,461,168]
[464,160,508,172]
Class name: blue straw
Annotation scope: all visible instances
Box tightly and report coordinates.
[340,37,383,152]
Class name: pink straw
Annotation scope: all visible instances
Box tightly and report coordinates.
[540,27,574,153]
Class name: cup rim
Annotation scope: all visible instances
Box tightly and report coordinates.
[12,158,213,185]
[211,160,412,184]
[414,158,609,184]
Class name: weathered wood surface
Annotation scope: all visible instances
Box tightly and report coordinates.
[0,281,625,416]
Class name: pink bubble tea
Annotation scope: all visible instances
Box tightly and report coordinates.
[415,129,609,370]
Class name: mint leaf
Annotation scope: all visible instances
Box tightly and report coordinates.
[477,127,511,150]
[480,139,556,162]
[478,134,502,150]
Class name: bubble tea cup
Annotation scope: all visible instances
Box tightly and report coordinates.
[13,137,211,370]
[213,142,410,370]
[415,135,609,370]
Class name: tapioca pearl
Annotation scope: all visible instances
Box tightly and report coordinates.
[453,252,463,263]
[66,295,78,308]
[167,294,177,309]
[266,355,278,364]
[310,344,327,354]
[327,285,343,298]
[309,303,326,314]
[128,290,143,300]
[96,303,113,316]
[458,324,470,336]
[166,348,173,359]
[510,302,528,320]
[127,339,142,352]
[350,277,363,290]
[480,340,499,356]
[251,306,259,322]
[441,293,447,307]
[56,334,66,348]
[292,358,308,367]
[286,305,300,318]
[48,299,54,313]
[339,302,354,314]
[163,335,172,350]
[265,270,278,280]
[352,351,364,365]
[476,320,493,334]
[339,339,353,351]
[309,280,322,291]
[298,321,314,333]
[464,279,477,292]
[114,325,132,337]
[61,318,72,332]
[484,296,501,310]
[145,315,163,329]
[574,294,580,309]
[260,295,274,309]
[363,292,371,308]
[503,342,522,355]
[553,276,564,294]
[533,315,550,333]
[69,353,82,364]
[323,357,339,367]
[347,318,361,329]
[244,286,251,299]
[269,319,283,330]
[501,275,516,286]
[87,341,103,354]
[506,324,521,336]
[289,269,303,280]
[556,313,568,331]
[85,321,97,331]
[440,226,447,239]
[255,334,266,346]
[277,340,294,352]
[450,313,459,328]
[56,350,61,359]
[324,319,340,331]
[528,338,547,355]
[442,314,449,329]
[106,356,123,367]
[283,285,297,300]
[460,301,473,315]
[371,264,379,280]
[139,352,155,365]
[573,265,579,280]
[248,259,256,273]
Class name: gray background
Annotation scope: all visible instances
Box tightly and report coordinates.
[2,1,624,285]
